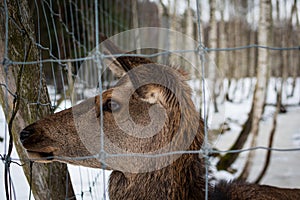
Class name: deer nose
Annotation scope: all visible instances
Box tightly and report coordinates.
[20,129,32,144]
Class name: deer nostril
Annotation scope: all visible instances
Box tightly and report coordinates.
[20,129,32,143]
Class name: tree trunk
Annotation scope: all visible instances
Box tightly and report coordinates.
[132,0,141,54]
[208,0,219,113]
[0,0,75,199]
[217,1,228,104]
[287,0,298,98]
[158,0,170,64]
[169,0,180,65]
[238,0,271,181]
[185,0,197,78]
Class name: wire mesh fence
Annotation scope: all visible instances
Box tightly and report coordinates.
[0,0,300,199]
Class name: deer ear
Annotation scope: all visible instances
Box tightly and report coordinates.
[103,52,126,78]
[132,65,187,106]
[135,85,162,104]
[100,33,153,77]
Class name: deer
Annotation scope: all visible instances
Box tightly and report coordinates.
[19,36,300,200]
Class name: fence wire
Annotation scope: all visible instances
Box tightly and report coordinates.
[1,0,300,200]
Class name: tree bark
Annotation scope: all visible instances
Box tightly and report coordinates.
[0,0,75,199]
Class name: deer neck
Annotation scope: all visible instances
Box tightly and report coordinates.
[109,152,207,199]
[108,99,206,199]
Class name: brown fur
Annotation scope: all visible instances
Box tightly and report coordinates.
[212,180,300,200]
[19,39,300,199]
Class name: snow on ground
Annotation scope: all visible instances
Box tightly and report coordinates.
[212,77,300,186]
[0,77,299,199]
[254,106,300,187]
[0,106,33,200]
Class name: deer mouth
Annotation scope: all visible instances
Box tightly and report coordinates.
[26,150,55,163]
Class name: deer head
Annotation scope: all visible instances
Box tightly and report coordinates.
[19,36,204,173]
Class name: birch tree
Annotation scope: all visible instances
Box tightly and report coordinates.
[217,0,228,80]
[132,0,141,54]
[208,0,219,112]
[158,0,170,64]
[239,0,271,180]
[185,0,196,72]
[288,0,299,98]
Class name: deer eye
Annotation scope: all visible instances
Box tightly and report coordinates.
[105,99,120,112]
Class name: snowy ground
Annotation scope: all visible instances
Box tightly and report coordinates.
[212,77,300,187]
[213,105,300,187]
[0,77,299,199]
